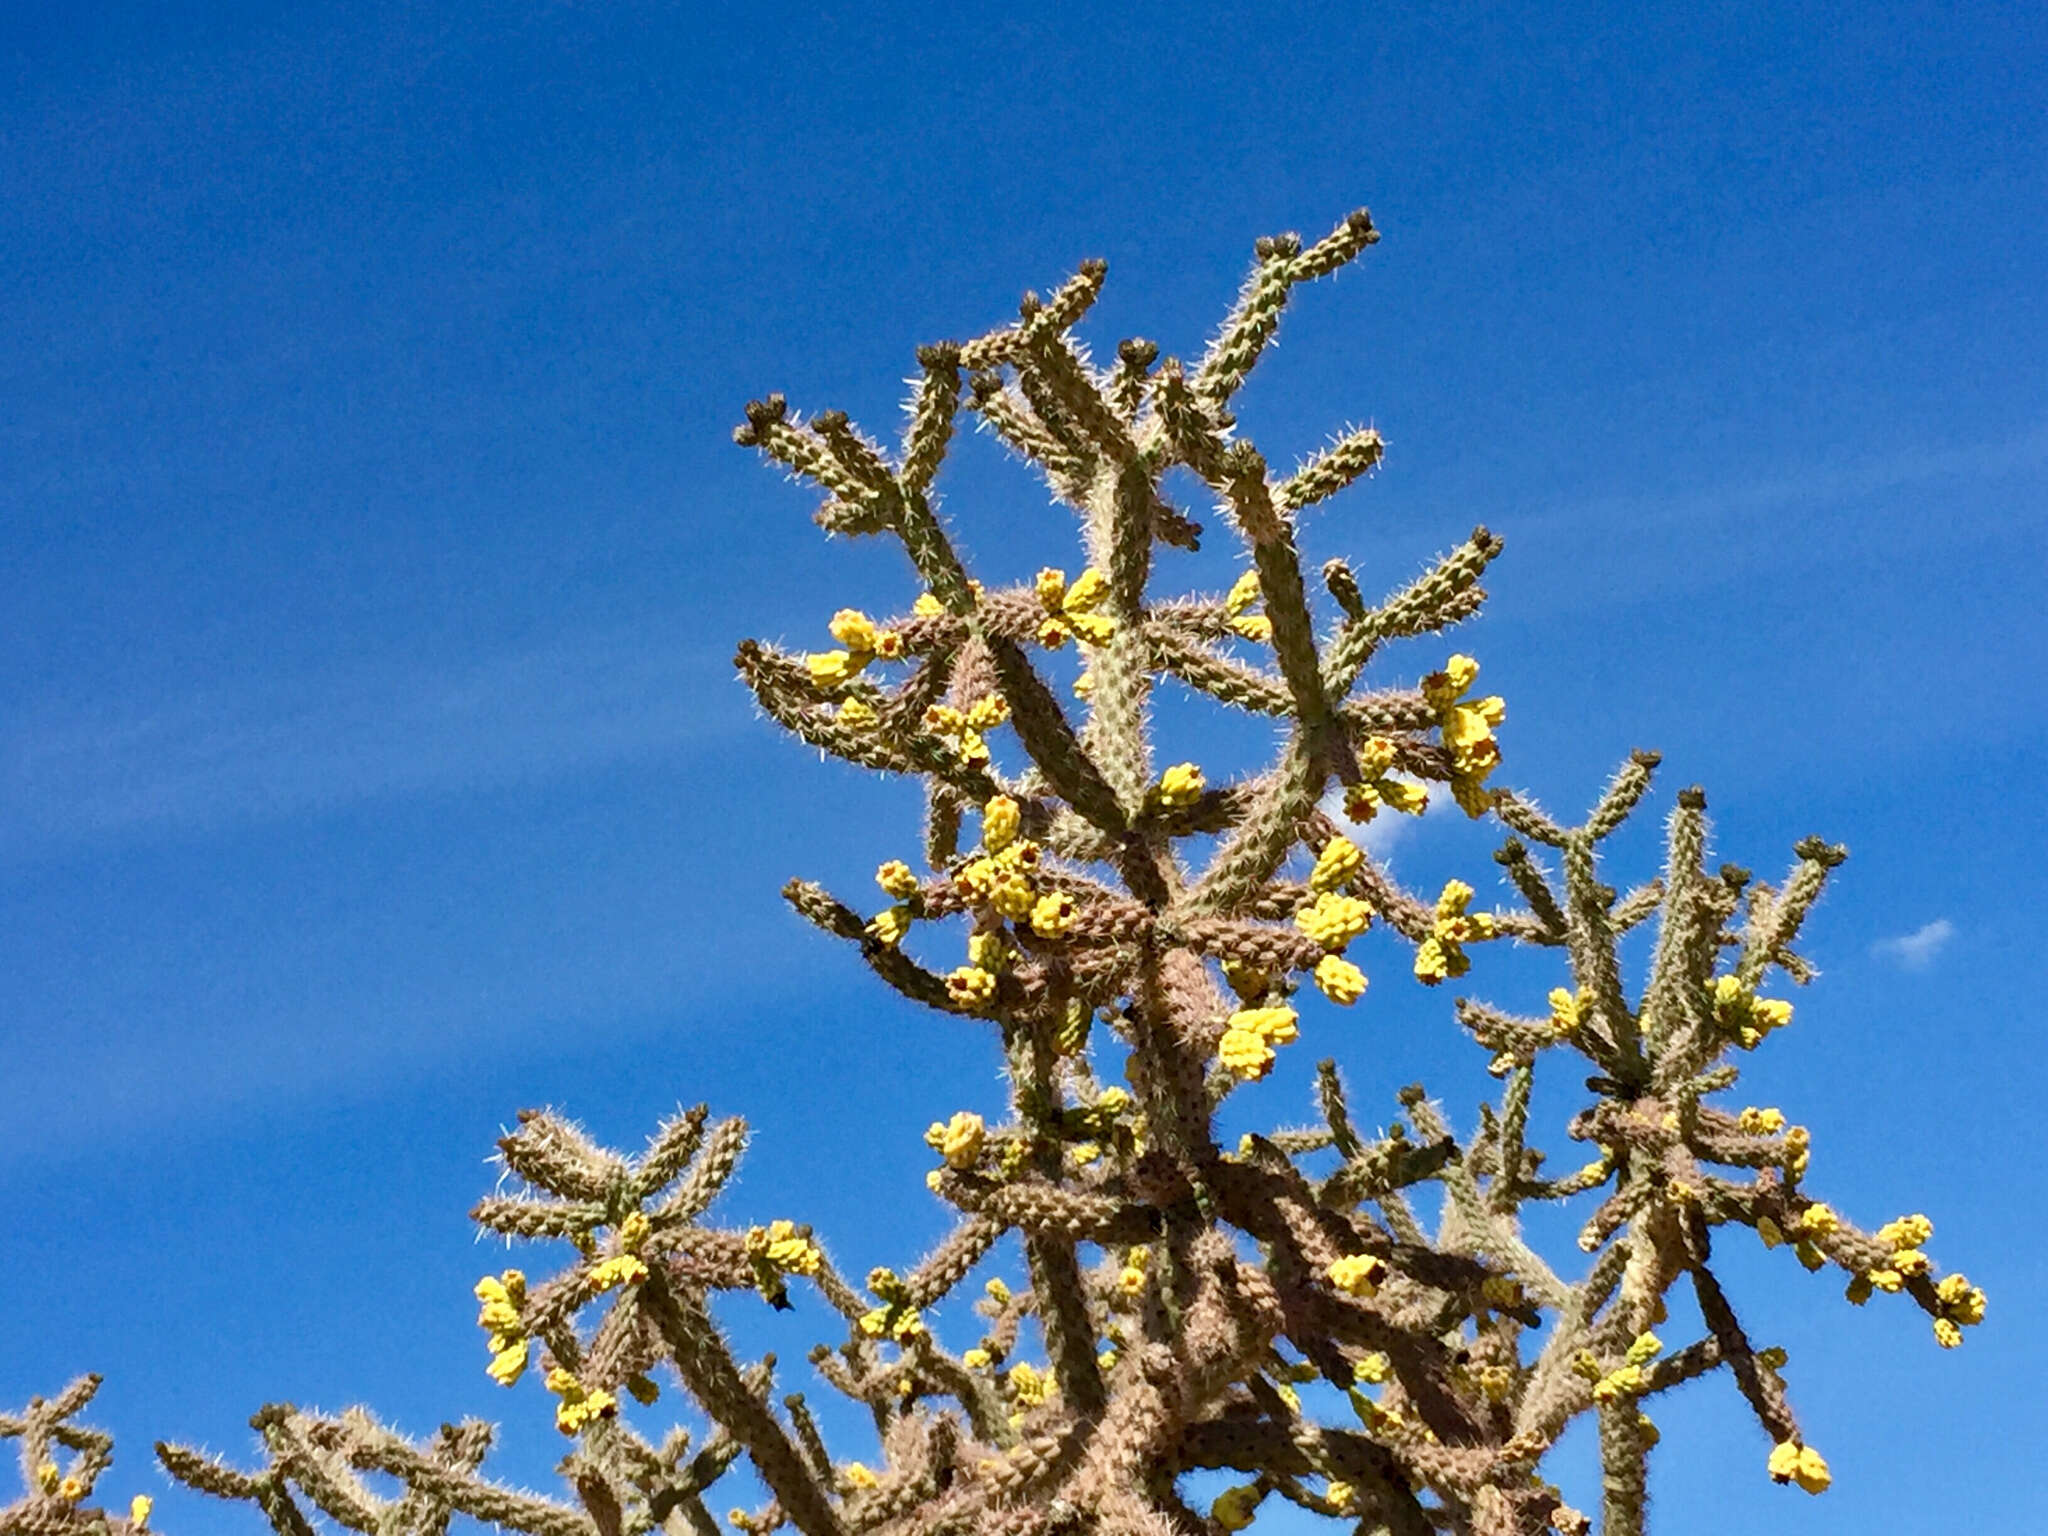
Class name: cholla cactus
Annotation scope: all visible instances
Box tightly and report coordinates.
[140,213,1983,1536]
[2,1375,155,1535]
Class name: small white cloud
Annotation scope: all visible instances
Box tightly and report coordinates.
[1872,919,1955,971]
[1318,780,1454,867]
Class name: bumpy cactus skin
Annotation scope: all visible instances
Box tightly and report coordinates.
[16,214,1980,1536]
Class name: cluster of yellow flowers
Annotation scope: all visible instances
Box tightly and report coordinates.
[1421,654,1505,815]
[32,1460,89,1505]
[1296,890,1372,949]
[1149,761,1207,810]
[1006,1360,1055,1408]
[1838,1212,1985,1345]
[1586,1333,1664,1405]
[919,693,1011,766]
[1342,734,1430,822]
[1767,1439,1832,1495]
[1114,1246,1150,1300]
[805,608,906,688]
[1326,1253,1388,1298]
[924,1110,987,1170]
[1222,569,1273,643]
[473,1268,532,1387]
[744,1218,823,1308]
[1210,1482,1267,1531]
[1034,566,1114,648]
[1217,1005,1300,1081]
[1711,975,1794,1049]
[1757,1201,1842,1272]
[545,1366,617,1436]
[1414,879,1497,983]
[857,1267,926,1341]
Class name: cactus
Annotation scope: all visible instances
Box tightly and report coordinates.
[14,212,1981,1536]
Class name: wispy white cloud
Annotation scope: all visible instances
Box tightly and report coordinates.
[1317,780,1455,868]
[1536,418,2048,538]
[0,625,740,852]
[1871,918,1955,971]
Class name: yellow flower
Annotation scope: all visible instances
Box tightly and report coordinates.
[966,929,1012,972]
[830,609,880,652]
[876,860,920,899]
[1738,1105,1787,1135]
[57,1475,85,1503]
[982,795,1021,851]
[1782,1124,1812,1177]
[1229,1006,1300,1045]
[475,1280,523,1335]
[1876,1213,1933,1249]
[546,1368,618,1435]
[746,1219,823,1276]
[34,1462,58,1494]
[1296,890,1372,950]
[1548,987,1586,1037]
[925,1111,987,1170]
[1150,761,1206,809]
[1223,570,1271,642]
[1327,1254,1387,1297]
[1933,1272,1987,1336]
[1356,1352,1391,1384]
[1767,1441,1831,1495]
[805,610,903,689]
[946,965,999,1008]
[1324,1480,1357,1514]
[487,1338,531,1386]
[590,1254,650,1292]
[131,1495,154,1529]
[1313,954,1368,1005]
[1796,1203,1839,1238]
[1625,1332,1663,1365]
[1007,1361,1054,1406]
[1591,1364,1645,1404]
[913,592,945,617]
[1029,889,1076,938]
[1421,655,1505,814]
[1711,975,1794,1049]
[985,1278,1011,1304]
[1217,1026,1277,1080]
[1034,567,1115,647]
[836,697,876,728]
[962,1347,992,1369]
[1343,736,1430,822]
[921,703,994,766]
[964,693,1010,730]
[866,904,913,946]
[1414,880,1495,984]
[843,1462,880,1490]
[1310,834,1364,892]
[1211,1484,1263,1532]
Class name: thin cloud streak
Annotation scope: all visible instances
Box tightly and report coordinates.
[0,627,740,852]
[1872,918,1956,971]
[1527,418,2048,539]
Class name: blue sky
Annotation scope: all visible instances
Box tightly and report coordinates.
[2,2,2043,1530]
